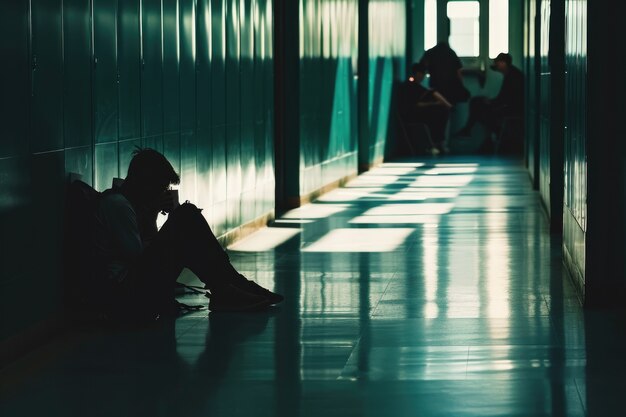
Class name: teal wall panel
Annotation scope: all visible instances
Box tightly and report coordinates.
[0,156,32,337]
[178,0,197,204]
[95,142,119,191]
[577,1,626,307]
[141,0,164,145]
[65,147,94,186]
[163,0,181,135]
[118,138,143,178]
[163,132,181,174]
[368,0,406,165]
[63,0,93,149]
[534,0,565,233]
[240,0,256,224]
[211,0,227,233]
[31,0,64,152]
[538,0,551,214]
[524,0,540,186]
[118,0,141,141]
[298,0,360,196]
[94,0,119,144]
[1,0,275,342]
[560,0,586,299]
[179,0,196,132]
[195,0,212,215]
[226,0,242,229]
[0,0,29,158]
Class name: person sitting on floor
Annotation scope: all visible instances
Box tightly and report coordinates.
[92,148,283,317]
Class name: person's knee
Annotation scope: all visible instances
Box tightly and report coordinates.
[168,202,204,225]
[177,202,200,213]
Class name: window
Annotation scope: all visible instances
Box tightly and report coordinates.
[489,0,509,57]
[424,0,437,50]
[447,1,480,57]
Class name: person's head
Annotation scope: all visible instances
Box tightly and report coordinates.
[409,62,427,83]
[125,148,180,204]
[491,53,512,72]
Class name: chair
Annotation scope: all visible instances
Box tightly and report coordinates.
[397,114,438,156]
[495,115,524,155]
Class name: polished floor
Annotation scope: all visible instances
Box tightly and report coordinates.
[2,157,626,417]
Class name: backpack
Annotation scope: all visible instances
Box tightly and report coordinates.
[63,180,103,314]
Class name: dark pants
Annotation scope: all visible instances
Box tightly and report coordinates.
[116,203,235,314]
[406,105,450,150]
[464,96,510,135]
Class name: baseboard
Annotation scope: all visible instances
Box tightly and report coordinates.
[562,241,585,305]
[285,172,359,209]
[359,156,385,173]
[216,210,275,248]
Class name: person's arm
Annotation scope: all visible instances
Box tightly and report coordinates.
[102,195,143,261]
[432,91,453,109]
[416,89,452,109]
[135,191,177,245]
[135,205,160,245]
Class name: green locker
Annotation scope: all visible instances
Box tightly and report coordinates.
[179,0,196,132]
[0,0,29,158]
[240,0,255,223]
[163,0,181,176]
[179,0,196,203]
[31,0,64,152]
[253,0,266,209]
[141,0,164,144]
[196,0,212,204]
[118,0,141,141]
[94,0,119,144]
[118,138,142,176]
[211,0,227,235]
[226,0,242,229]
[64,0,93,149]
[163,0,181,135]
[65,146,93,186]
[95,142,118,191]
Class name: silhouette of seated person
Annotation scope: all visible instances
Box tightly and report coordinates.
[398,62,452,153]
[456,53,524,152]
[92,148,283,317]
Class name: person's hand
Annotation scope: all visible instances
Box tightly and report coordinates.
[157,190,177,214]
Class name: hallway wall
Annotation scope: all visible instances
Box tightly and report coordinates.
[299,0,360,196]
[366,0,406,165]
[526,0,626,307]
[278,0,407,205]
[0,0,275,342]
[562,0,587,297]
[524,0,540,186]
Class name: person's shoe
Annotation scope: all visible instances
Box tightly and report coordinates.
[207,284,271,312]
[232,274,285,305]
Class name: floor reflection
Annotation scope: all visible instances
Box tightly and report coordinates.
[4,157,622,417]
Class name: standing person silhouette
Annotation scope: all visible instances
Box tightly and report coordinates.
[420,41,470,106]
